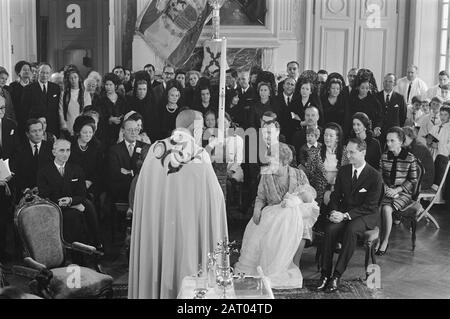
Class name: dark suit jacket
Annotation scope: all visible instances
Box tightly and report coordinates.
[108,140,148,201]
[153,83,166,108]
[10,140,54,196]
[375,91,407,132]
[275,94,296,143]
[21,82,61,136]
[329,163,383,229]
[37,162,87,206]
[0,118,17,160]
[229,86,257,129]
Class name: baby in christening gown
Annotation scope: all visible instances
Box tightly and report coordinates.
[235,182,319,289]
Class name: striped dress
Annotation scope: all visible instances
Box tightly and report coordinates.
[380,148,418,210]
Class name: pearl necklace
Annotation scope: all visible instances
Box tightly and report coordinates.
[78,142,89,152]
[166,104,178,114]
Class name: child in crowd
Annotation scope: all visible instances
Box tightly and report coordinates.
[441,84,450,103]
[405,96,425,130]
[418,96,442,145]
[428,106,450,159]
[421,98,431,116]
[298,126,322,167]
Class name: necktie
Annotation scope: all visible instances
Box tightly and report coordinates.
[352,169,358,187]
[438,125,443,135]
[0,120,2,147]
[287,96,290,105]
[58,166,64,177]
[407,82,412,102]
[386,94,390,105]
[33,144,39,158]
[43,84,47,96]
[432,115,436,125]
[128,143,134,157]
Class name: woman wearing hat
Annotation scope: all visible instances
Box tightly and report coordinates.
[69,115,104,199]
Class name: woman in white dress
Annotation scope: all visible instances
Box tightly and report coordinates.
[234,143,319,289]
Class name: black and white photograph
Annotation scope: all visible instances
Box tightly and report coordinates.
[0,0,449,303]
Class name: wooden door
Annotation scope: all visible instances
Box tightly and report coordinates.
[312,0,406,85]
[10,0,37,78]
[46,0,109,77]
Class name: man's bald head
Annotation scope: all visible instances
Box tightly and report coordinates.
[176,109,203,129]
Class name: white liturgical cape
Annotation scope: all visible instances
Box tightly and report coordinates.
[128,129,228,299]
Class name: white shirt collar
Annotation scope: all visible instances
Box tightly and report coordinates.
[352,162,367,179]
[125,140,136,150]
[307,142,318,148]
[384,90,393,98]
[54,161,66,170]
[29,140,42,151]
[38,81,47,91]
[283,92,293,104]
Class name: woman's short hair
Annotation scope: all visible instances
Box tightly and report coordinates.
[84,77,97,88]
[386,126,406,143]
[327,78,343,92]
[103,72,121,87]
[257,82,271,95]
[440,106,450,116]
[278,143,293,166]
[402,126,417,140]
[187,70,201,80]
[73,115,96,136]
[14,61,32,76]
[352,112,372,131]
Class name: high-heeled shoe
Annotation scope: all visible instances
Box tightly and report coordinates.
[376,244,389,256]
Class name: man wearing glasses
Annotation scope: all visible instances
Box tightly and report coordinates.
[108,118,149,204]
[153,66,176,107]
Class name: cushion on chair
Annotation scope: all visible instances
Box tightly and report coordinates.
[50,266,113,299]
[17,203,65,269]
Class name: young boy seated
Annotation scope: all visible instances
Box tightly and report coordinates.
[298,126,322,167]
[441,84,450,103]
[405,96,425,130]
[418,96,442,145]
[428,106,450,159]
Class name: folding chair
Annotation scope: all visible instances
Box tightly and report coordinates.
[416,155,450,229]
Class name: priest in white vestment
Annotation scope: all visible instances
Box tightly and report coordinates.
[128,110,228,299]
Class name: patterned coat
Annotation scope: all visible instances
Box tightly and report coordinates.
[380,148,418,210]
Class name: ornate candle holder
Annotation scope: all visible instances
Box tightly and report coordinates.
[213,237,239,299]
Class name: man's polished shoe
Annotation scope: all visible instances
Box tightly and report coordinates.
[325,276,340,293]
[315,276,329,291]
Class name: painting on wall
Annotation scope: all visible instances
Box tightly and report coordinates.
[207,0,267,26]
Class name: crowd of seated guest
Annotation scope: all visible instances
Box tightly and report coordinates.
[1,59,449,295]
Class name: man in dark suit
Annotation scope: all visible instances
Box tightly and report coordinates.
[342,67,358,98]
[376,73,407,147]
[317,138,383,293]
[0,96,17,262]
[153,65,176,107]
[225,68,239,109]
[292,105,324,160]
[10,119,53,201]
[229,71,257,130]
[108,118,149,203]
[21,63,61,136]
[37,139,100,247]
[275,77,297,143]
[144,64,160,88]
[277,61,300,96]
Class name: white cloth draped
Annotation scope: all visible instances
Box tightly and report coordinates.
[128,130,228,299]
